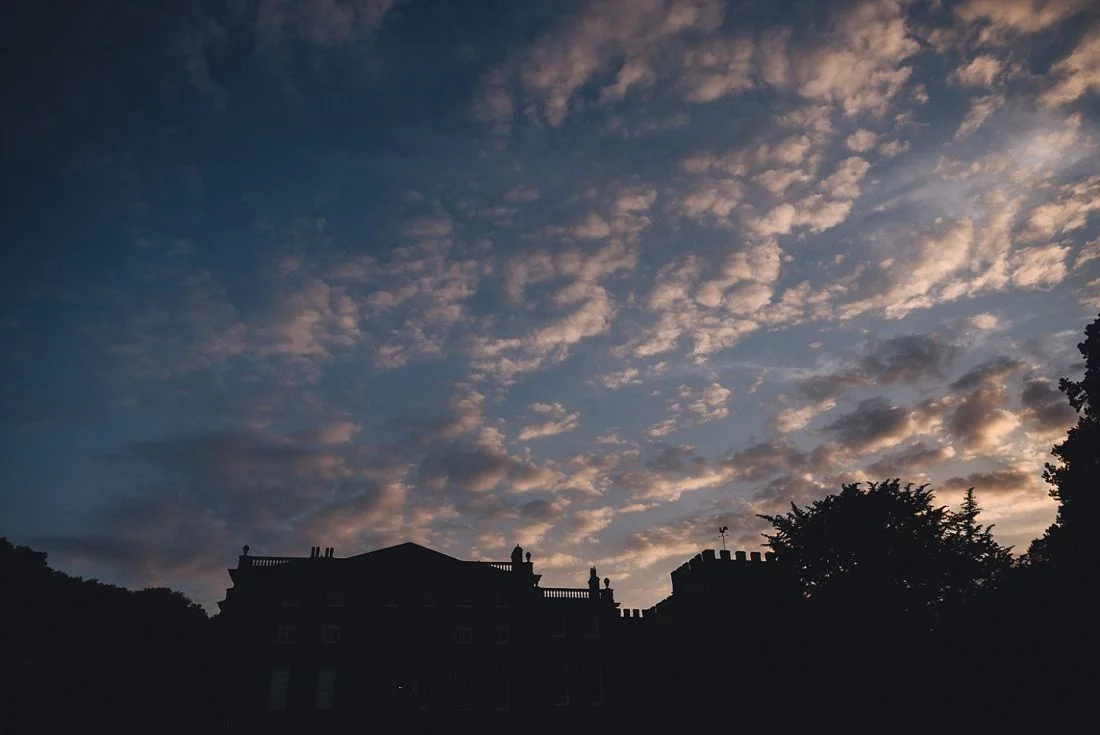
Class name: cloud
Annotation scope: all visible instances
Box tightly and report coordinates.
[941,466,1037,495]
[954,0,1088,40]
[951,55,1005,87]
[865,442,956,478]
[796,330,960,405]
[611,444,738,502]
[946,386,1021,454]
[418,445,560,495]
[680,37,755,102]
[1043,28,1100,107]
[845,129,878,152]
[774,399,837,433]
[565,507,616,544]
[471,69,515,132]
[254,0,395,53]
[472,285,617,382]
[479,0,725,127]
[645,418,680,439]
[1019,378,1076,432]
[304,420,361,445]
[955,94,1005,139]
[949,356,1024,391]
[791,0,920,116]
[631,240,782,360]
[823,397,916,453]
[685,382,731,422]
[1025,175,1100,239]
[877,139,909,158]
[605,518,710,572]
[599,367,643,390]
[1010,245,1071,288]
[517,403,582,441]
[723,440,808,482]
[837,218,976,319]
[331,240,479,372]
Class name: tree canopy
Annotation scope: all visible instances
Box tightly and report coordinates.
[760,479,1011,618]
[1029,313,1100,569]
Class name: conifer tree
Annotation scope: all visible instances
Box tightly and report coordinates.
[1028,314,1100,569]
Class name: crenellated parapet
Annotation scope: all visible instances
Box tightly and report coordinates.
[668,548,782,598]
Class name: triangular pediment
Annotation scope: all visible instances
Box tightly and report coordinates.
[348,541,461,564]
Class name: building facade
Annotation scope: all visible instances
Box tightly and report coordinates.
[214,541,793,735]
[214,542,622,735]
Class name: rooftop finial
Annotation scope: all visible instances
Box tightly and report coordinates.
[242,544,250,556]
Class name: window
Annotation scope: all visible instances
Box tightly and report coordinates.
[453,669,473,710]
[275,623,296,644]
[550,614,567,638]
[281,589,301,607]
[268,668,290,711]
[585,613,600,638]
[315,668,336,711]
[421,587,436,607]
[456,590,473,608]
[493,624,509,645]
[326,588,345,606]
[554,661,570,707]
[454,622,473,645]
[322,624,342,645]
[494,590,510,608]
[586,661,604,706]
[379,584,397,607]
[494,662,510,711]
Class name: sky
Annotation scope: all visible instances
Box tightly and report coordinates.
[2,0,1099,612]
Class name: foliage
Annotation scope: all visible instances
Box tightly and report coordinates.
[0,537,214,734]
[944,487,1014,600]
[1029,313,1100,567]
[760,480,1011,617]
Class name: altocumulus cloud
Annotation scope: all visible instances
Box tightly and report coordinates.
[1,0,1098,610]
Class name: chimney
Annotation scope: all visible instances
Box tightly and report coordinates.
[750,551,762,562]
[765,552,776,562]
[702,549,716,562]
[720,549,731,561]
[735,550,747,561]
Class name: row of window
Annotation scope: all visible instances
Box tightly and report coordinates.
[453,622,511,645]
[267,666,514,712]
[266,662,601,712]
[275,623,511,645]
[268,667,334,711]
[282,589,512,608]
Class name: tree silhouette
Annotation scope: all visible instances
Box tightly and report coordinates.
[944,487,1013,603]
[760,480,1008,618]
[0,538,214,734]
[758,481,1016,734]
[1028,313,1100,570]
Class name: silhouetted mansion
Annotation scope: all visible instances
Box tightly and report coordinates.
[213,541,793,735]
